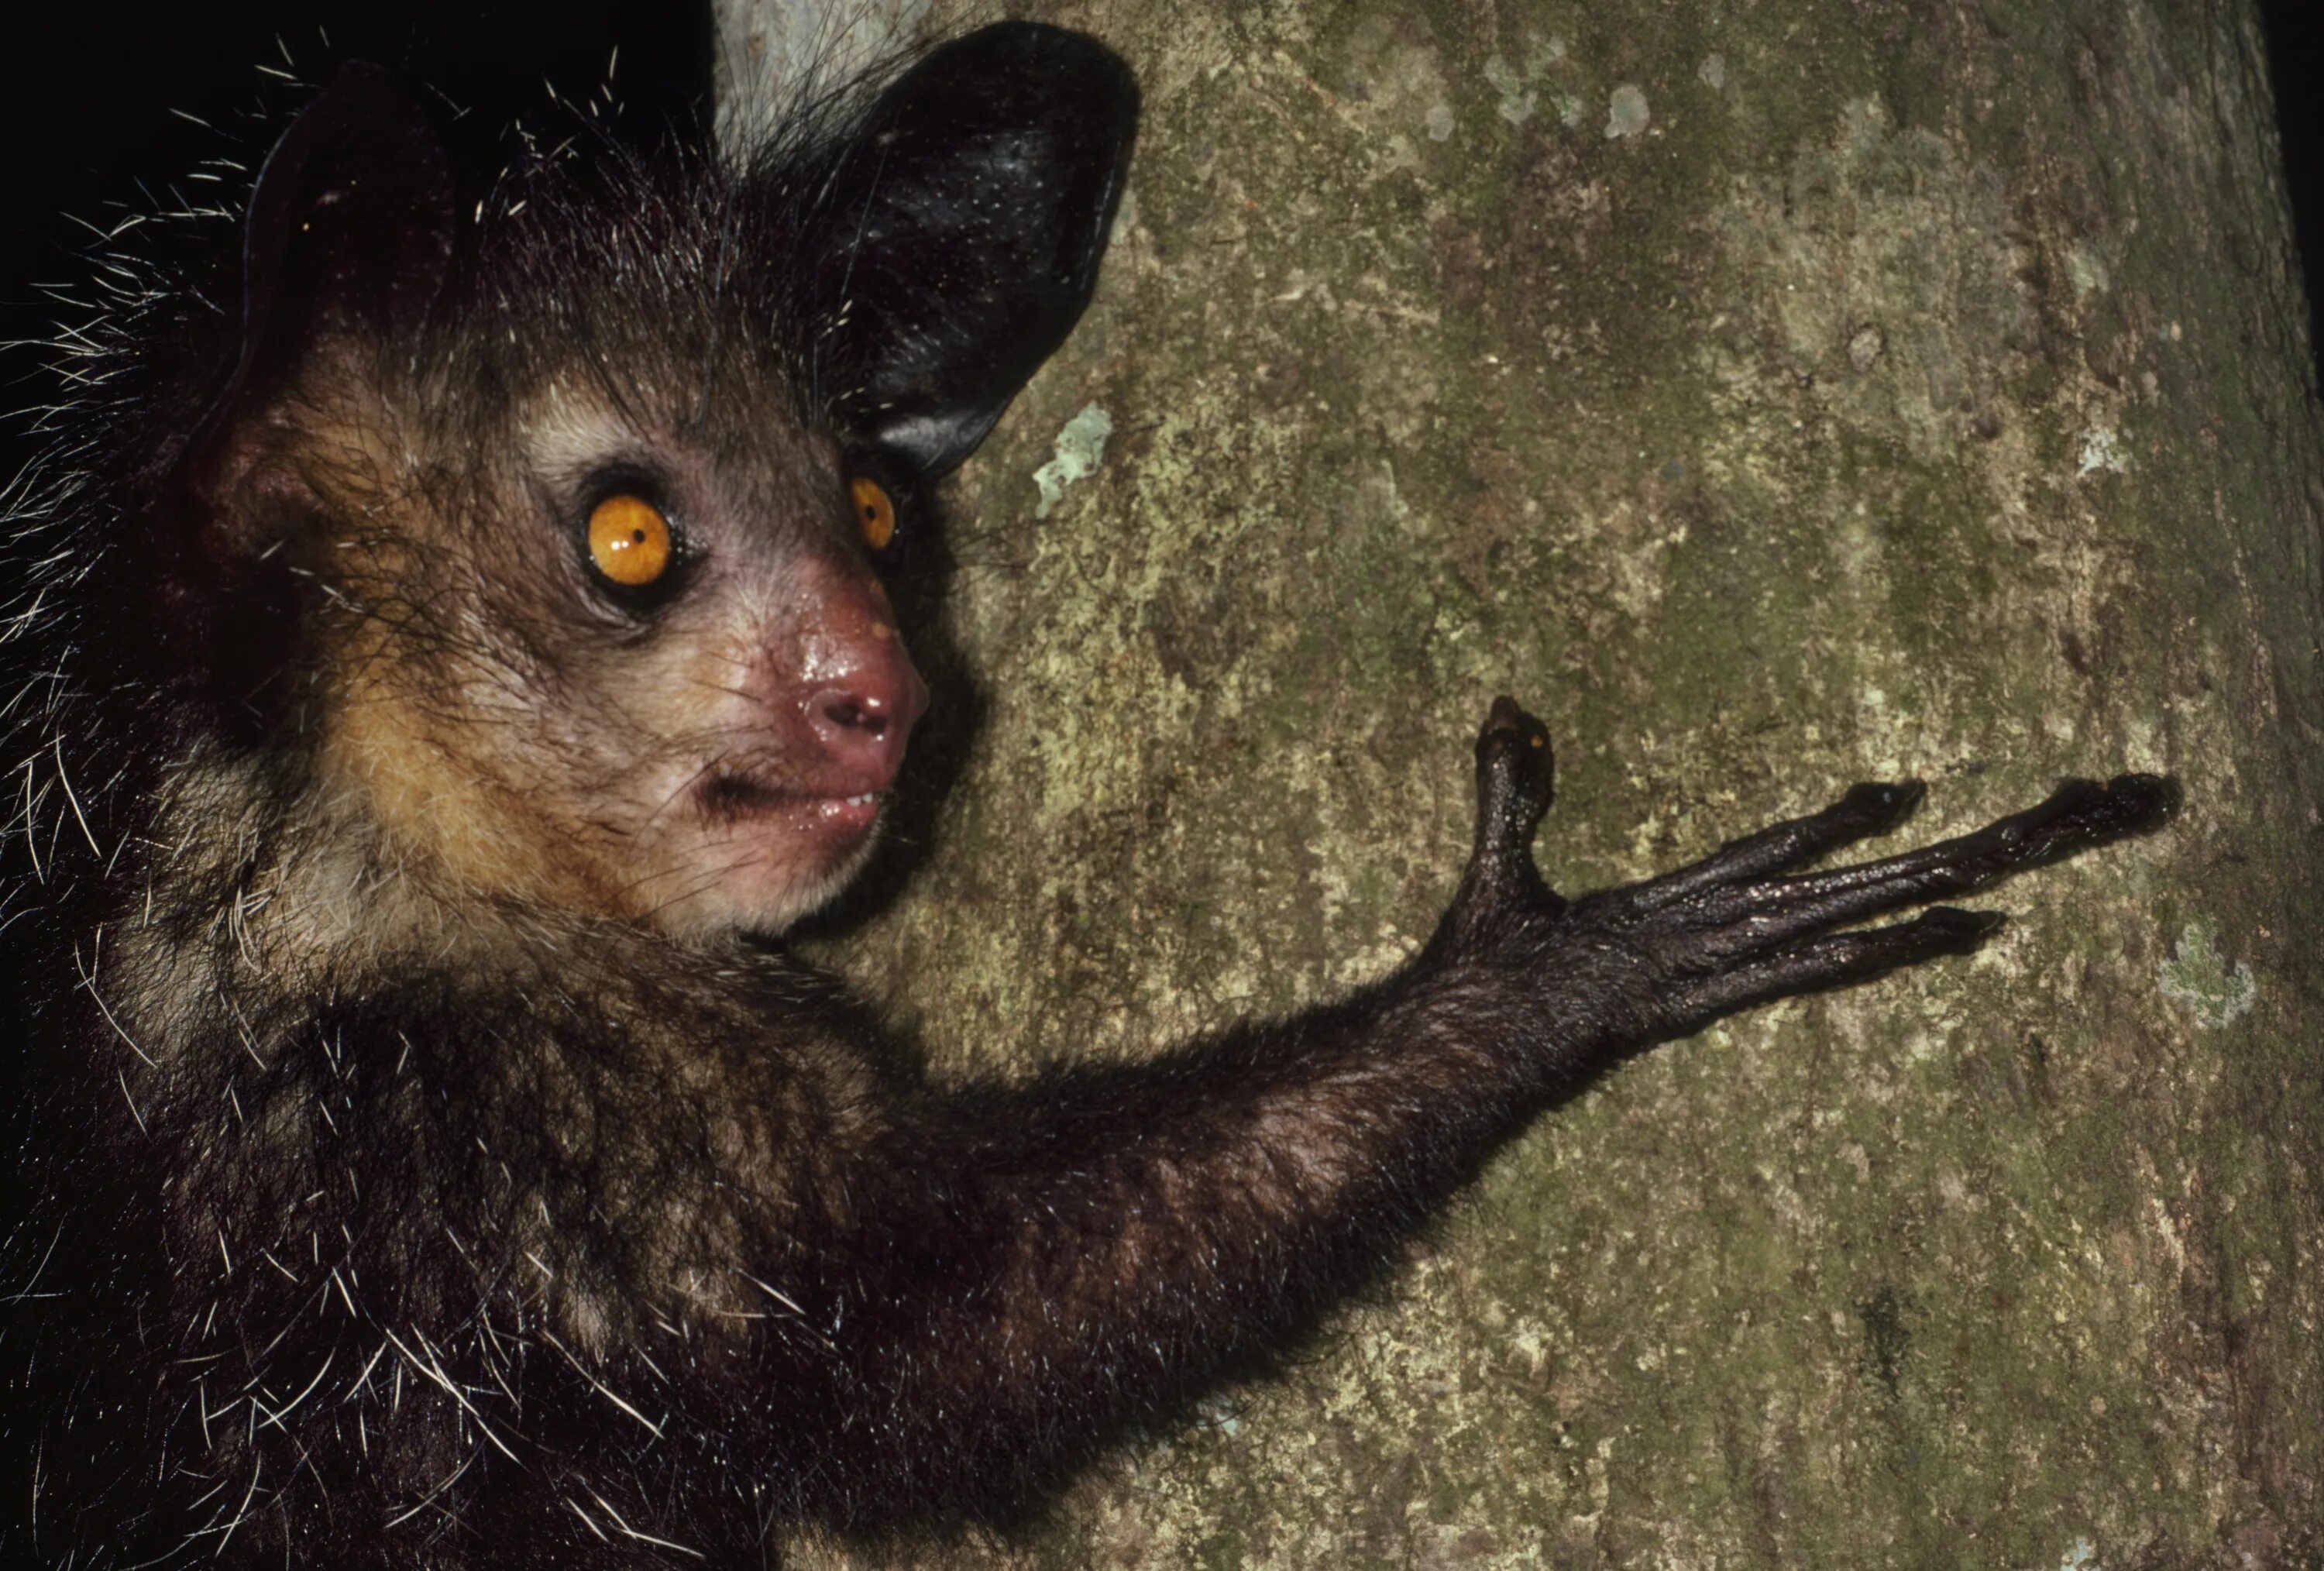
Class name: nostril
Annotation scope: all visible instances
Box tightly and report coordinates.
[816,694,890,737]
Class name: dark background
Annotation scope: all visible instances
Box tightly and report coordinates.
[2267,0,2324,375]
[0,0,2318,473]
[0,0,715,456]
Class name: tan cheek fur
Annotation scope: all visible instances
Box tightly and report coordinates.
[325,655,600,911]
[277,403,633,920]
[310,516,806,936]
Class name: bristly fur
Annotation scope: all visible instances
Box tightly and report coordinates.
[0,26,2174,1571]
[0,45,1001,1566]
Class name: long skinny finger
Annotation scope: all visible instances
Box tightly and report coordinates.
[1663,906,2006,1030]
[1637,782,1925,909]
[1704,774,2175,942]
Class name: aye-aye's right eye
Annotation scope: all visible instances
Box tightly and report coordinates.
[586,493,676,589]
[850,476,896,553]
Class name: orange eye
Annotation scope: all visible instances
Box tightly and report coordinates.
[851,476,896,552]
[586,494,673,587]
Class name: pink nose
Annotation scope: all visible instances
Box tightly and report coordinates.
[803,658,927,786]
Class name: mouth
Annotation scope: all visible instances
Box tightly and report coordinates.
[698,772,885,835]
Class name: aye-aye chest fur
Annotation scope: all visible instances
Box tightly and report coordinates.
[0,22,2171,1569]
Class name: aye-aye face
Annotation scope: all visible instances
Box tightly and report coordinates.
[278,347,925,942]
[172,35,1132,943]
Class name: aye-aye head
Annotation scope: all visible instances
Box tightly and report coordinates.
[157,27,1135,941]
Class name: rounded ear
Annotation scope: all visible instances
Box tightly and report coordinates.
[177,62,456,497]
[799,23,1138,480]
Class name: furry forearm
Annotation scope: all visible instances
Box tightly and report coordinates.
[789,960,1608,1519]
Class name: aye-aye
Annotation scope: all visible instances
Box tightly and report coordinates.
[0,23,2172,1568]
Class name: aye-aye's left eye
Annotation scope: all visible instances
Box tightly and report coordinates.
[586,493,675,588]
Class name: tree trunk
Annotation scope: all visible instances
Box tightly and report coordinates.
[727,0,2324,1563]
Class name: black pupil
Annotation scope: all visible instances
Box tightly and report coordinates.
[631,529,645,543]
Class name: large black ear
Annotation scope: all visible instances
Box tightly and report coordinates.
[177,62,456,493]
[801,23,1137,480]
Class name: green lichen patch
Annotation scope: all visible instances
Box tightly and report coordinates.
[1032,403,1115,518]
[1603,83,1650,139]
[2157,918,2257,1028]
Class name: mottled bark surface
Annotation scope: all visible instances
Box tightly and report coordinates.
[737,0,2322,1564]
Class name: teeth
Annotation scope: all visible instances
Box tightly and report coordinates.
[845,794,875,806]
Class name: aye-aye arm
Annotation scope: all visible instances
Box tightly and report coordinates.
[789,698,2171,1518]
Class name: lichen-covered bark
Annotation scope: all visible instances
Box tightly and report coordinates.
[744,0,2323,1563]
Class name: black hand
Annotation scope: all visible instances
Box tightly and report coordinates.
[1446,696,2176,1043]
